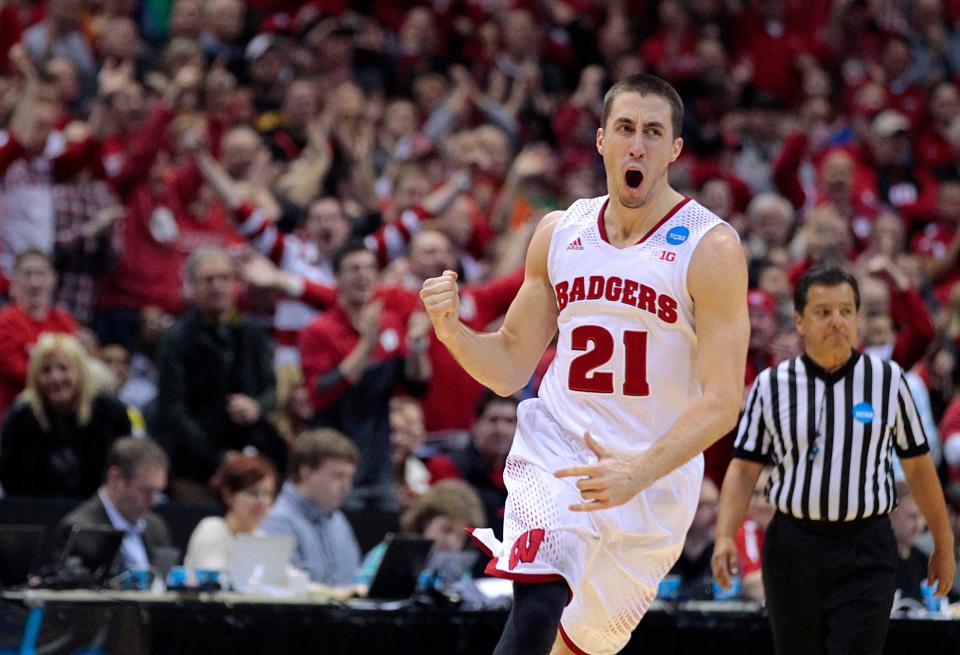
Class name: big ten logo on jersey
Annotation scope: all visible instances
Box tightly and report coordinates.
[652,249,677,262]
[509,529,546,570]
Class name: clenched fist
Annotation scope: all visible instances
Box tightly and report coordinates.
[419,270,461,340]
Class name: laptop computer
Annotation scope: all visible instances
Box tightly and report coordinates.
[228,533,295,593]
[366,534,435,601]
[57,525,126,585]
[0,525,46,589]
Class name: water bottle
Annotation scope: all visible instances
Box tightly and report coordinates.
[920,580,943,613]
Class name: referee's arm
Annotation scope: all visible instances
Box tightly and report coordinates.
[713,377,770,589]
[896,371,956,597]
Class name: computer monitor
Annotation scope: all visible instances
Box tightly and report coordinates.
[365,534,434,601]
[0,525,46,588]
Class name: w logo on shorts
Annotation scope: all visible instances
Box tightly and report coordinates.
[509,529,546,570]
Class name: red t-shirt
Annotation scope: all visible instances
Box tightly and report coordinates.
[298,287,414,411]
[0,304,77,415]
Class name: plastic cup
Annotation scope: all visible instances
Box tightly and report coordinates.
[194,569,222,591]
[130,567,152,591]
[920,580,942,613]
[712,575,741,601]
[166,566,192,591]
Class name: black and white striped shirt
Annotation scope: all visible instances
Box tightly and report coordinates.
[733,351,928,521]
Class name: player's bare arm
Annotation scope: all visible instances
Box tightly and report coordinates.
[419,211,562,396]
[556,225,749,510]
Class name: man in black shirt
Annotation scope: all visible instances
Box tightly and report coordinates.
[155,247,286,500]
[712,266,955,655]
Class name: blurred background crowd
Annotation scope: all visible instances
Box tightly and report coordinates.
[1,0,960,603]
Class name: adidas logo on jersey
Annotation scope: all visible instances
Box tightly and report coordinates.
[567,237,584,250]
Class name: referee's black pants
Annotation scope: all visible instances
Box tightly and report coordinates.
[761,512,898,655]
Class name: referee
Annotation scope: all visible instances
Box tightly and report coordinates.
[711,266,955,655]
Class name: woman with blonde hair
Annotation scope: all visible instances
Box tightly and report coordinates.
[0,333,132,497]
[272,364,313,446]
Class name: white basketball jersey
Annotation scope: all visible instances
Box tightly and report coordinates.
[537,195,733,456]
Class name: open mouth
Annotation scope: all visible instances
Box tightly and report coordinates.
[625,170,643,189]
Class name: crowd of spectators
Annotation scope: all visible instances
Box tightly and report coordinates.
[2,0,960,600]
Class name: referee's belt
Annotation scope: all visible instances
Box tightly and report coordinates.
[776,512,889,535]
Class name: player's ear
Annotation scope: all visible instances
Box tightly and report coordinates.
[596,127,604,155]
[671,137,683,162]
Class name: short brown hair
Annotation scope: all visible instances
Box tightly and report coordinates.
[106,437,169,481]
[289,429,359,482]
[601,73,684,138]
[209,452,278,504]
[184,246,234,286]
[400,480,486,534]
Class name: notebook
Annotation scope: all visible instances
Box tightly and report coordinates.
[365,534,435,601]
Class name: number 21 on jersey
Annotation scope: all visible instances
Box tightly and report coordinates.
[567,325,649,396]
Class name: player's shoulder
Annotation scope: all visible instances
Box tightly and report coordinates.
[682,198,741,260]
[687,214,747,301]
[687,222,744,277]
[526,210,564,266]
[538,209,564,233]
[673,198,735,234]
[696,221,742,253]
[537,195,607,236]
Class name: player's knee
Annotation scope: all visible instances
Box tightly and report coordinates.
[515,579,568,621]
[497,580,568,655]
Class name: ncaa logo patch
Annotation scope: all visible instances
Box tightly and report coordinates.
[853,402,874,424]
[665,226,689,246]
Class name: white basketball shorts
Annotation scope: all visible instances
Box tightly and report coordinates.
[469,398,703,655]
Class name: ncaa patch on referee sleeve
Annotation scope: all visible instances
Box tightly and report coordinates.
[853,402,874,423]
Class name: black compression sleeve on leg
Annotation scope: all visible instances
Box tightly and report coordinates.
[493,580,569,655]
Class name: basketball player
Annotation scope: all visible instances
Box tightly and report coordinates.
[420,74,749,655]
